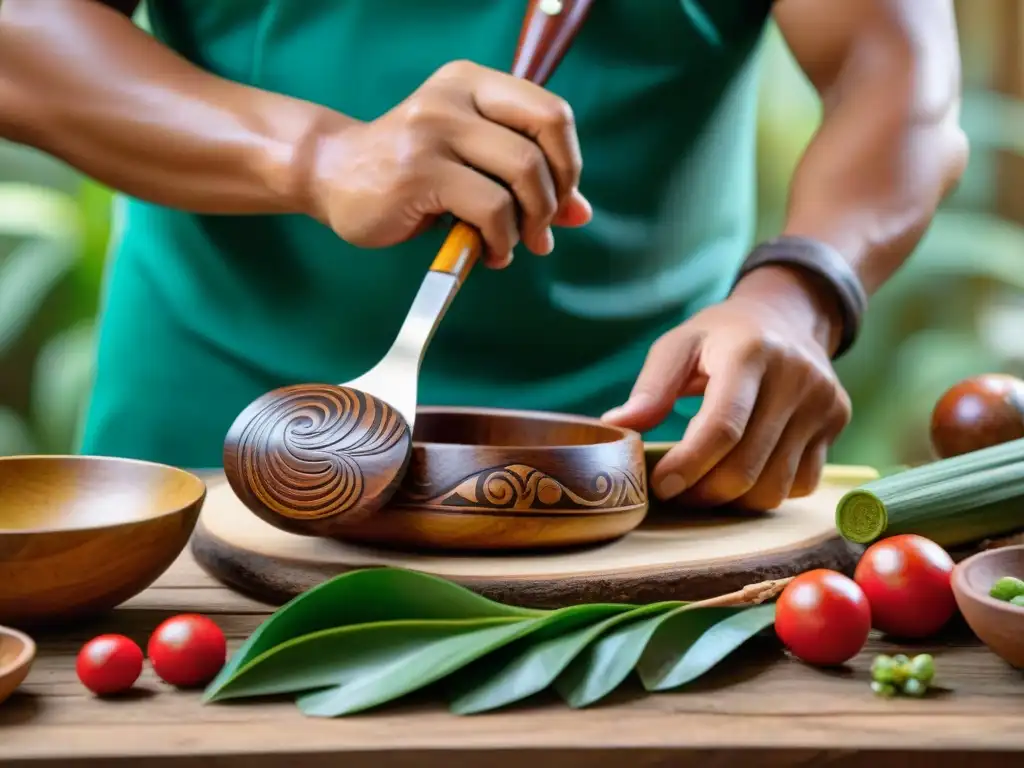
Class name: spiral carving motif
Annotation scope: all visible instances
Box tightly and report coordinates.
[397,463,645,513]
[226,384,411,521]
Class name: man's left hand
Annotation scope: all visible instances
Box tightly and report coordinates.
[602,265,852,511]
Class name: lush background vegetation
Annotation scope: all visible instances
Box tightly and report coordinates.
[2,3,1023,469]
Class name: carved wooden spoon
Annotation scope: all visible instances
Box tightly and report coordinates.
[223,0,595,537]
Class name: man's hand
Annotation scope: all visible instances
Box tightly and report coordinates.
[306,59,593,269]
[602,265,851,511]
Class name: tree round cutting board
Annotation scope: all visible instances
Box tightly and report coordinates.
[191,461,876,608]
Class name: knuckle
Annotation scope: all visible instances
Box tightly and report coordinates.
[711,410,746,446]
[514,144,547,184]
[402,94,448,134]
[433,58,477,82]
[482,187,515,228]
[540,96,576,131]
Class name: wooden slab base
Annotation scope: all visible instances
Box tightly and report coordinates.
[191,467,869,608]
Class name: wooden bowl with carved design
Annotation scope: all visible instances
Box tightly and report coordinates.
[324,406,649,551]
[0,455,206,628]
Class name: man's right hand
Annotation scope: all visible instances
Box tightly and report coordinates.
[305,60,593,268]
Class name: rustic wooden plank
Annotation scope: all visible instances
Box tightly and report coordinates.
[4,549,1024,765]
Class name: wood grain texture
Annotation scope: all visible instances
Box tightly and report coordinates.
[513,0,595,82]
[2,548,1023,767]
[324,406,648,550]
[190,458,862,609]
[952,545,1024,668]
[0,456,205,628]
[223,384,413,537]
[0,625,34,706]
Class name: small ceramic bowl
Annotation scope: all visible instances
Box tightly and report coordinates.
[951,544,1024,668]
[330,406,649,550]
[0,625,35,706]
[0,455,206,627]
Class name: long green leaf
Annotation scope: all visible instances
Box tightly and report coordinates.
[205,567,545,698]
[207,617,524,703]
[0,237,77,357]
[447,601,679,715]
[296,603,629,718]
[635,603,777,691]
[553,604,744,709]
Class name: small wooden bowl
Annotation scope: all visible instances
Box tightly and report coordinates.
[328,406,648,550]
[0,456,206,628]
[0,625,35,706]
[951,544,1024,668]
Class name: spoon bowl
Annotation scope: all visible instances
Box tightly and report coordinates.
[0,625,34,706]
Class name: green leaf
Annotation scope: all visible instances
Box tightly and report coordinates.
[0,237,78,358]
[204,567,545,699]
[30,320,96,454]
[447,601,679,715]
[635,603,777,691]
[0,183,80,241]
[553,602,714,708]
[0,406,37,457]
[207,617,524,703]
[296,603,630,718]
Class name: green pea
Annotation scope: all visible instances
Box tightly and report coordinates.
[901,677,928,697]
[1011,595,1024,608]
[871,680,897,698]
[908,654,935,685]
[989,576,1024,602]
[892,654,910,666]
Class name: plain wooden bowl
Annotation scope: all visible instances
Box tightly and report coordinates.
[951,544,1024,668]
[0,455,206,628]
[327,406,648,550]
[0,625,35,706]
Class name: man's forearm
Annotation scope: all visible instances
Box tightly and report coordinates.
[780,64,968,297]
[0,0,352,215]
[774,0,968,298]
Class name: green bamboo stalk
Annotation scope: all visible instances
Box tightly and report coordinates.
[835,437,1024,546]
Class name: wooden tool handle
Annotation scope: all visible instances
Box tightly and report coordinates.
[428,0,595,283]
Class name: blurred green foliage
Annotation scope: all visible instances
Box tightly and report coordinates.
[1,21,1023,470]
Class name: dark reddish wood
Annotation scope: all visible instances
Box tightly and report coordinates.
[221,4,596,541]
[930,374,1024,458]
[952,545,1024,668]
[223,384,413,537]
[325,406,647,549]
[513,0,595,84]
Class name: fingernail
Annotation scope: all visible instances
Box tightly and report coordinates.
[654,473,687,501]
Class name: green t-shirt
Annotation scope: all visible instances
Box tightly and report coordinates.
[80,0,772,469]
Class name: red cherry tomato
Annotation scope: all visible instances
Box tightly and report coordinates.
[76,634,144,696]
[775,569,872,666]
[147,613,227,688]
[853,534,956,638]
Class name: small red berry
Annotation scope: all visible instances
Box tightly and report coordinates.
[147,614,227,688]
[76,634,144,696]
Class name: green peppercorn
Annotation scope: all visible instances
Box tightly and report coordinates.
[908,653,935,685]
[989,576,1024,602]
[1011,595,1024,608]
[901,677,928,697]
[871,654,898,684]
[871,680,897,698]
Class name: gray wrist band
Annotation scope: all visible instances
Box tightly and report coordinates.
[732,235,868,360]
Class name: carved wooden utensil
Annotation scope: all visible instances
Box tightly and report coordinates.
[223,0,595,537]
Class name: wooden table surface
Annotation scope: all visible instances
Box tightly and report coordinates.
[3,546,1024,767]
